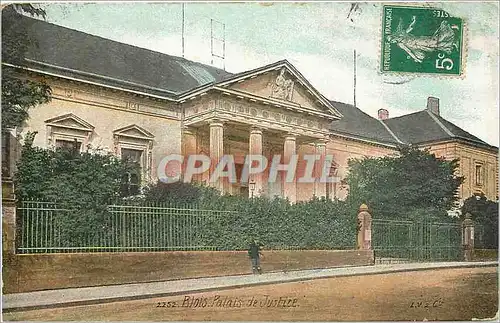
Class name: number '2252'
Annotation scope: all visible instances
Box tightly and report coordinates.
[436,53,453,70]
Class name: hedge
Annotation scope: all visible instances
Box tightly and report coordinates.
[194,196,357,250]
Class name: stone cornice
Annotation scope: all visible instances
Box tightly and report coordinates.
[49,82,180,120]
[3,62,178,102]
[418,138,499,155]
[212,87,339,121]
[184,97,331,139]
[329,132,399,149]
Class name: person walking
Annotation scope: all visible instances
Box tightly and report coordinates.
[248,239,263,274]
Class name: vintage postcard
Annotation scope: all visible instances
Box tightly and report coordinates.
[1,1,498,322]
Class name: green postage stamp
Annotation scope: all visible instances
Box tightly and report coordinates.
[381,5,464,76]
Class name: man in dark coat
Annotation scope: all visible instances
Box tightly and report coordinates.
[248,239,263,274]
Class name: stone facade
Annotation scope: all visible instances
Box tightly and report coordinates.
[325,136,397,201]
[16,78,182,183]
[424,141,498,201]
[3,63,498,205]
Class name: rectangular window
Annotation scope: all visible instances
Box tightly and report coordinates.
[55,139,82,151]
[120,148,143,196]
[326,164,338,200]
[121,148,143,164]
[475,164,483,186]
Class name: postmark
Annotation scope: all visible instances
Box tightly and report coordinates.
[381,5,465,76]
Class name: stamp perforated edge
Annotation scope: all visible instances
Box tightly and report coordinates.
[377,2,469,80]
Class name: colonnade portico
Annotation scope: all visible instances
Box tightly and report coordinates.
[181,66,340,201]
[201,118,328,202]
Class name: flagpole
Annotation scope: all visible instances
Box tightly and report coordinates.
[353,49,357,108]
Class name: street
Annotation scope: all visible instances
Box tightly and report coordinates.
[4,266,497,321]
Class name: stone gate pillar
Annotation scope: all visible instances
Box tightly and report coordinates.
[357,203,372,250]
[2,179,17,255]
[462,213,475,262]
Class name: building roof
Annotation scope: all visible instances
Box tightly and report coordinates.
[383,110,497,151]
[328,101,497,151]
[2,11,232,99]
[328,101,400,146]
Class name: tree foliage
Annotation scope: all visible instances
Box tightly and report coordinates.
[1,4,51,129]
[142,181,221,206]
[345,146,464,219]
[461,193,498,249]
[15,133,139,244]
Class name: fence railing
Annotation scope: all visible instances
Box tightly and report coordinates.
[474,223,497,249]
[371,218,463,262]
[17,201,235,254]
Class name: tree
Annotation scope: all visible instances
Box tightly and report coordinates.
[461,193,498,249]
[1,4,51,129]
[15,132,140,245]
[345,145,464,219]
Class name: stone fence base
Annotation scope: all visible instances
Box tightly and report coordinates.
[3,249,374,293]
[473,249,498,261]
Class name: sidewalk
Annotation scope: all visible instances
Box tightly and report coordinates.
[3,261,497,312]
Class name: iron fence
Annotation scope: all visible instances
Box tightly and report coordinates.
[17,201,235,254]
[372,218,463,263]
[474,223,497,249]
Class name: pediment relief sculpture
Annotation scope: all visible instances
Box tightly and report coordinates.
[270,68,294,101]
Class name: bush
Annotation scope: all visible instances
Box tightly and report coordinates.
[198,197,355,250]
[143,181,356,250]
[15,133,139,245]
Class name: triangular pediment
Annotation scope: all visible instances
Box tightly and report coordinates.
[113,124,154,140]
[214,61,342,119]
[45,113,94,132]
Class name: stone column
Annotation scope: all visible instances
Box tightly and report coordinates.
[182,126,197,182]
[357,204,372,250]
[314,140,327,198]
[462,213,475,262]
[249,127,264,197]
[283,134,297,202]
[182,127,197,156]
[209,120,224,193]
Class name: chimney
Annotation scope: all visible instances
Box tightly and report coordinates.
[378,108,389,120]
[427,97,440,115]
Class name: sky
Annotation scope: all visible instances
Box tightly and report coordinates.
[37,2,499,146]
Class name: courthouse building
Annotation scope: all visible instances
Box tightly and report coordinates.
[2,12,498,203]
